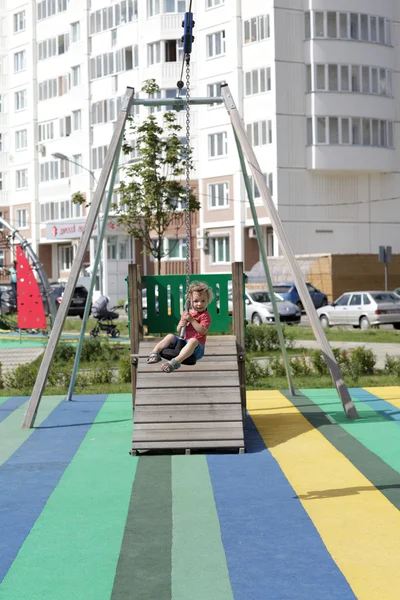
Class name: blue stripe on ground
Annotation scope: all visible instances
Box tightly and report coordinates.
[0,396,28,424]
[350,388,400,424]
[0,395,107,584]
[206,414,356,600]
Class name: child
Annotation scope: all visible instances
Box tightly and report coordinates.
[147,281,213,372]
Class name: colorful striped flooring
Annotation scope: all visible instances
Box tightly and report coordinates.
[1,388,400,599]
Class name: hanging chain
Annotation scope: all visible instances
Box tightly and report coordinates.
[184,55,191,311]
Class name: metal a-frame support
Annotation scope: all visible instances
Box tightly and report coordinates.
[21,86,135,428]
[221,84,358,419]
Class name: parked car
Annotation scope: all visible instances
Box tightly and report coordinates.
[272,282,328,311]
[228,288,301,325]
[0,284,16,314]
[394,288,400,297]
[317,291,400,330]
[47,283,91,318]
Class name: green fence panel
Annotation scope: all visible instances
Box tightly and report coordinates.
[142,274,233,334]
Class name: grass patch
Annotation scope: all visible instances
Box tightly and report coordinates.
[0,382,133,397]
[288,325,400,343]
[247,372,400,390]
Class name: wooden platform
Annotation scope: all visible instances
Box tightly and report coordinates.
[131,336,245,454]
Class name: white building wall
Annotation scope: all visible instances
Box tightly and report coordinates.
[0,0,399,304]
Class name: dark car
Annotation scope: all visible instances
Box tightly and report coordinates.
[272,281,328,311]
[49,283,91,318]
[0,284,17,314]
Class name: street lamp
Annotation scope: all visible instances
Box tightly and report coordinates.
[52,153,104,294]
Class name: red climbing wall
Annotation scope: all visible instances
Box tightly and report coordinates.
[16,245,47,329]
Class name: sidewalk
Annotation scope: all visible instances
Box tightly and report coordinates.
[293,339,400,369]
[0,347,43,372]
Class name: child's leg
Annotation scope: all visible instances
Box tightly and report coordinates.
[174,339,198,364]
[152,333,176,354]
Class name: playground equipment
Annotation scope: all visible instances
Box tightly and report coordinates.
[0,215,57,326]
[22,4,358,430]
[128,262,246,454]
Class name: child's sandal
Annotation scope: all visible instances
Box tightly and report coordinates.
[161,358,181,373]
[147,352,161,364]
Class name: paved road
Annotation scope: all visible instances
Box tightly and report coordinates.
[0,347,43,372]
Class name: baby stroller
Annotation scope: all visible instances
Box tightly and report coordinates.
[90,295,120,338]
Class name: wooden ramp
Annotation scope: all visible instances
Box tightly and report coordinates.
[131,336,245,454]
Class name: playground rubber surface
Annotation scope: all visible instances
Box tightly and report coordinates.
[1,388,400,599]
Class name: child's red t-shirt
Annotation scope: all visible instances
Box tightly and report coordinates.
[184,309,212,346]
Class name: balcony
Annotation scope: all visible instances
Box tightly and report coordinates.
[142,13,182,42]
[0,152,8,166]
[0,191,9,206]
[306,145,396,172]
[144,62,197,87]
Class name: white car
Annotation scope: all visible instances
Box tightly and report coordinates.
[229,289,301,325]
[317,291,400,330]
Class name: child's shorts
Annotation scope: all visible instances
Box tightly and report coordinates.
[172,336,205,360]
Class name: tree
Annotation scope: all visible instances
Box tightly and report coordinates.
[113,79,200,275]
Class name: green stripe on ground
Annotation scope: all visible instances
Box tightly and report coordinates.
[0,396,64,466]
[1,394,136,600]
[111,456,172,600]
[281,390,400,511]
[302,388,400,475]
[171,455,234,600]
[0,396,10,406]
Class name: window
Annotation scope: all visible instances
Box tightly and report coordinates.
[164,39,183,62]
[38,78,58,101]
[328,65,338,91]
[107,236,118,260]
[244,14,270,44]
[38,120,55,142]
[0,174,2,191]
[147,0,160,17]
[90,46,136,79]
[309,63,392,97]
[316,64,325,90]
[207,81,224,106]
[90,1,137,33]
[13,11,25,33]
[15,90,27,111]
[16,169,28,189]
[307,116,394,148]
[71,66,81,87]
[91,97,122,125]
[208,132,227,158]
[72,110,81,131]
[72,155,82,175]
[92,146,108,170]
[327,12,337,38]
[71,22,80,43]
[363,294,371,305]
[60,246,74,271]
[244,67,271,95]
[211,237,230,264]
[336,294,351,307]
[206,31,225,58]
[0,134,2,152]
[38,0,67,21]
[16,209,28,228]
[340,66,349,91]
[148,41,160,64]
[208,182,229,209]
[248,173,272,199]
[14,51,26,73]
[206,0,224,7]
[167,238,186,259]
[351,66,360,92]
[246,120,271,146]
[15,129,27,150]
[0,250,3,268]
[118,237,130,260]
[308,10,391,45]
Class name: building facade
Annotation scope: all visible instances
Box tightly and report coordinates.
[1,0,399,303]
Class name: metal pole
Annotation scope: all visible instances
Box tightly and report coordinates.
[221,84,358,419]
[66,138,123,402]
[233,131,296,396]
[22,87,134,428]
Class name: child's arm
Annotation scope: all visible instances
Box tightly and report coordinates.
[177,317,187,332]
[183,312,209,335]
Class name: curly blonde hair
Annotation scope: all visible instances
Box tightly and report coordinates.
[188,281,214,304]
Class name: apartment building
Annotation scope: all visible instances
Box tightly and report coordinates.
[1,0,399,304]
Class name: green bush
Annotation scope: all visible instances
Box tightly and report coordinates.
[309,350,330,376]
[80,338,103,362]
[268,356,287,377]
[332,347,351,374]
[349,346,376,377]
[119,355,131,383]
[54,342,75,364]
[4,362,39,390]
[245,324,294,353]
[290,354,312,376]
[245,358,265,384]
[88,366,114,385]
[385,355,400,377]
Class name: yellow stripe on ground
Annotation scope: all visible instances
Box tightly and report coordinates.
[364,386,400,408]
[247,390,400,600]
